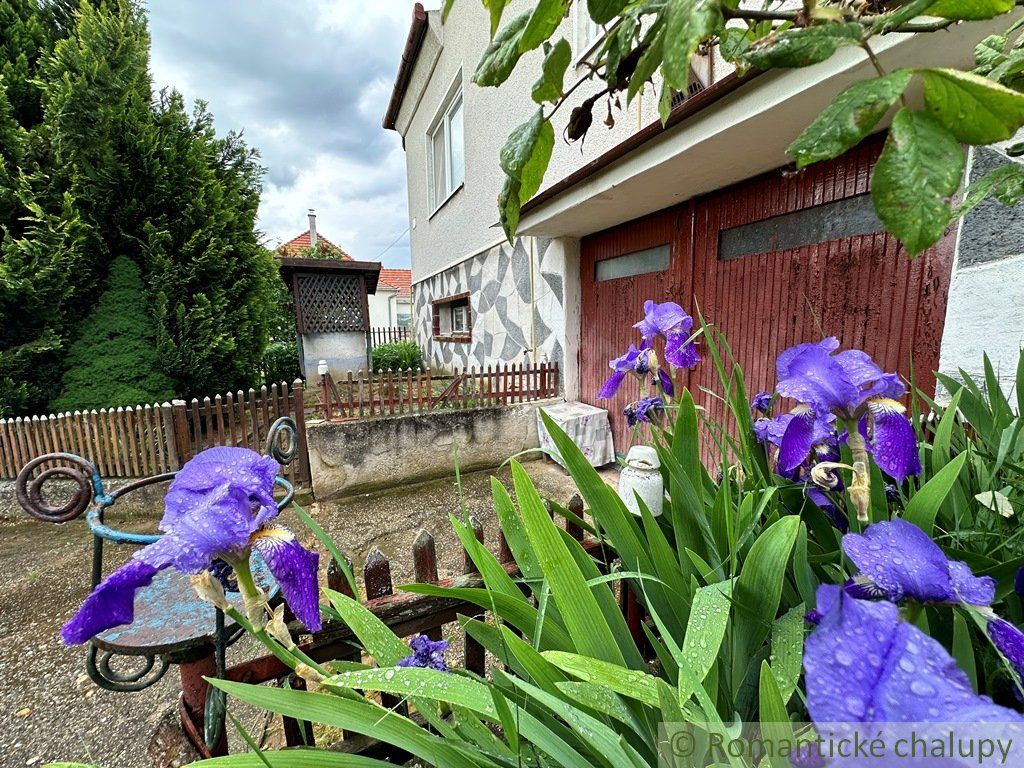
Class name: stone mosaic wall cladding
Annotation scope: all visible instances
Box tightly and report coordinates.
[413,237,566,376]
[958,146,1024,266]
[937,142,1024,400]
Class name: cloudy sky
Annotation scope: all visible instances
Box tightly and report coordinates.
[148,1,437,268]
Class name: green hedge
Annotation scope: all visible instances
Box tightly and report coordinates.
[371,341,423,372]
[260,340,301,387]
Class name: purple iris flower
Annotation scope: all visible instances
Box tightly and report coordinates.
[751,390,772,414]
[598,341,675,399]
[755,409,840,482]
[844,520,1024,694]
[755,410,847,528]
[842,519,995,606]
[397,634,449,672]
[774,338,921,483]
[633,300,701,370]
[598,343,648,399]
[624,396,664,427]
[804,584,1023,724]
[807,487,848,533]
[61,447,322,644]
[757,407,839,478]
[990,619,1024,674]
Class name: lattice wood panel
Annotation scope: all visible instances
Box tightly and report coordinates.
[296,273,366,333]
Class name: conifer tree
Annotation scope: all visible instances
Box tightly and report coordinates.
[0,0,280,413]
[51,256,174,411]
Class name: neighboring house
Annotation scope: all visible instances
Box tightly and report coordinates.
[369,268,413,328]
[384,2,1024,449]
[276,210,352,259]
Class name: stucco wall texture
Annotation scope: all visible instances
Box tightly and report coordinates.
[299,332,368,379]
[939,142,1024,399]
[397,0,671,283]
[305,400,558,499]
[395,1,704,374]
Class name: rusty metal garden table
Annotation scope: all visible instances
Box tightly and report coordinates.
[16,418,299,756]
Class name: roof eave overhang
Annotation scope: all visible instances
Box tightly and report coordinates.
[383,3,429,131]
[277,257,383,294]
[518,13,1019,239]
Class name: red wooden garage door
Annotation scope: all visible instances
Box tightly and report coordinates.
[580,137,954,453]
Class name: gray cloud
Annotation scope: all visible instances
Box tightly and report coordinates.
[147,0,427,267]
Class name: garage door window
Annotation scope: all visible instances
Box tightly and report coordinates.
[595,244,670,281]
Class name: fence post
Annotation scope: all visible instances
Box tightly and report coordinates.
[171,399,191,467]
[291,379,311,487]
[463,517,487,675]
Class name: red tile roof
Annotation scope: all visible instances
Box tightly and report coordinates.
[276,231,352,259]
[378,268,412,298]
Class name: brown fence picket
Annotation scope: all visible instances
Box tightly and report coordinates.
[314,361,559,420]
[370,326,411,348]
[0,421,10,477]
[3,359,561,482]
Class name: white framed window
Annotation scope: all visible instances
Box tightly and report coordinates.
[575,4,603,60]
[451,303,468,334]
[427,78,465,214]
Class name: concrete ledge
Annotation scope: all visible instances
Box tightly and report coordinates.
[306,398,562,500]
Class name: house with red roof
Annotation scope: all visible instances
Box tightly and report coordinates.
[384,1,1024,451]
[370,268,413,328]
[275,210,352,260]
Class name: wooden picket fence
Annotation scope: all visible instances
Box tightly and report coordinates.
[0,380,311,485]
[369,326,411,347]
[318,361,559,421]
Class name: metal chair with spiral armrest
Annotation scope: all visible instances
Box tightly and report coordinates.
[15,417,299,756]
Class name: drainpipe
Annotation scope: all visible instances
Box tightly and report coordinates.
[529,237,537,363]
[308,209,318,249]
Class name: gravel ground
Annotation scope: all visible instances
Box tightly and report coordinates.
[0,460,581,768]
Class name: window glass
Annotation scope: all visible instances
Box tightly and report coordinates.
[718,194,883,260]
[427,82,465,213]
[452,304,468,333]
[448,95,465,191]
[576,4,602,53]
[430,125,446,211]
[595,244,670,281]
[432,296,471,339]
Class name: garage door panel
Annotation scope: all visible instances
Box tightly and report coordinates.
[581,207,687,450]
[580,135,953,455]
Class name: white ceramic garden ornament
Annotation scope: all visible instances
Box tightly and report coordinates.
[618,445,663,517]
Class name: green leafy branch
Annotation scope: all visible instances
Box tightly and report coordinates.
[456,0,1024,256]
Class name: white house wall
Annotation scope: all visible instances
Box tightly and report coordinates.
[367,288,395,327]
[397,2,1023,396]
[398,1,670,284]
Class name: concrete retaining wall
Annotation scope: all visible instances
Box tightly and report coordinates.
[306,399,560,500]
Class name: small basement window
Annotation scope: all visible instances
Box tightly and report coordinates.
[595,244,670,281]
[432,293,472,342]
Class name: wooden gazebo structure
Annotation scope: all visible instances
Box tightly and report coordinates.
[277,257,382,377]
